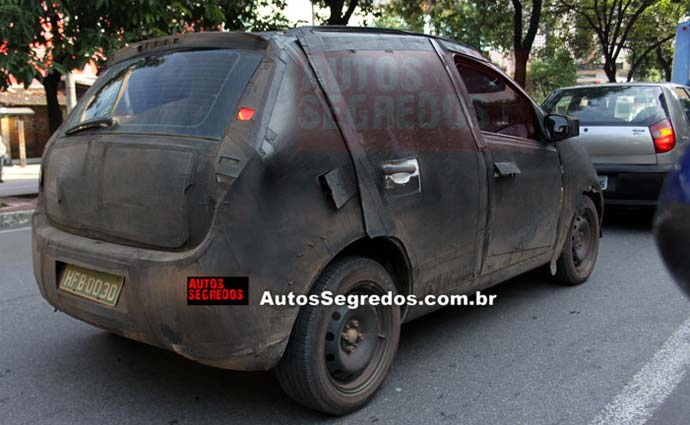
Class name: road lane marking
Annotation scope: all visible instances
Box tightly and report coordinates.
[590,314,690,425]
[0,226,30,235]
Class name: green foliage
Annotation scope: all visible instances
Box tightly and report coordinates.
[625,0,689,81]
[561,0,659,82]
[312,0,376,25]
[0,0,289,90]
[530,45,577,102]
[564,13,592,61]
[376,0,543,87]
[376,0,512,53]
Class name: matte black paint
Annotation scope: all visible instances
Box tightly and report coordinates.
[32,28,602,371]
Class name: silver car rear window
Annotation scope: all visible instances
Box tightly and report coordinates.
[543,86,667,126]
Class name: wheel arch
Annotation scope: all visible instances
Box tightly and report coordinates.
[583,187,604,235]
[311,236,414,319]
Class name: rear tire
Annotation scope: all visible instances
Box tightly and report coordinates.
[275,257,401,415]
[555,196,600,285]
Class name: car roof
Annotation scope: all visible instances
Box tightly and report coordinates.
[284,26,487,61]
[555,82,690,91]
[107,26,488,68]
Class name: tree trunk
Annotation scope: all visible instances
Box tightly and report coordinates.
[603,58,617,82]
[655,47,672,82]
[43,70,63,135]
[513,49,529,88]
[327,15,347,25]
[326,0,357,25]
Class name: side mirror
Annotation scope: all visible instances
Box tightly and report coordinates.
[545,114,579,142]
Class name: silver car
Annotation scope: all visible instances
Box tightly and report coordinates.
[543,83,690,206]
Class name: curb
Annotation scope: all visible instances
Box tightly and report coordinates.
[0,209,34,228]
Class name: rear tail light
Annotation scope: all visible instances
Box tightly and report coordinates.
[236,107,255,121]
[650,119,675,153]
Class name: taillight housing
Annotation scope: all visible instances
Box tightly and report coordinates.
[236,107,255,121]
[650,119,675,153]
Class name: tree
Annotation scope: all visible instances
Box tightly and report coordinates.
[561,0,656,82]
[0,0,288,134]
[511,0,543,87]
[570,8,598,61]
[312,0,376,25]
[530,44,577,101]
[376,0,512,54]
[625,0,689,81]
[377,0,545,87]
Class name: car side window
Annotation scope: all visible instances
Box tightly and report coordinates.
[676,88,690,123]
[552,95,573,114]
[675,87,690,100]
[455,58,535,140]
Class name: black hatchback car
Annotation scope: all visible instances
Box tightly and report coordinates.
[33,27,602,414]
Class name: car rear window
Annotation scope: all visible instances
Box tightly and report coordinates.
[543,86,668,126]
[63,49,263,140]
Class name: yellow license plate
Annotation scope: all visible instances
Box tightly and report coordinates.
[59,264,124,307]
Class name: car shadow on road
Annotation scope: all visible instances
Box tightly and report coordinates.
[60,201,647,424]
[84,331,326,423]
[65,204,643,423]
[77,269,562,424]
[602,206,655,232]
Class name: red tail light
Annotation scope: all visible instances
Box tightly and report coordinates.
[650,119,675,153]
[236,107,255,121]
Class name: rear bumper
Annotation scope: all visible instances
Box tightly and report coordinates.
[31,211,292,371]
[595,163,672,206]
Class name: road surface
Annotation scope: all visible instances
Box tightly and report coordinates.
[1,211,689,424]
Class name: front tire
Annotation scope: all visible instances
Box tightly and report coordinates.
[555,196,600,285]
[275,257,401,415]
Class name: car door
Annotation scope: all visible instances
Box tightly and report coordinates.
[294,33,486,296]
[350,47,486,296]
[454,56,562,274]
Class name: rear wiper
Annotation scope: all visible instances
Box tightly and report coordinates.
[64,117,116,135]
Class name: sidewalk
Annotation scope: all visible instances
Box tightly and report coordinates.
[0,196,35,228]
[0,164,40,227]
[0,163,40,197]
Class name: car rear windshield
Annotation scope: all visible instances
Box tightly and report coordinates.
[63,49,263,140]
[542,86,668,126]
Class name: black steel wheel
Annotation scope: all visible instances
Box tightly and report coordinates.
[275,257,401,415]
[555,196,600,285]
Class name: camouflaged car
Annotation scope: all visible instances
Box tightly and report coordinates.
[33,27,602,415]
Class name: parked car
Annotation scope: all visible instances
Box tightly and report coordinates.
[542,83,690,206]
[32,27,602,415]
[655,142,690,297]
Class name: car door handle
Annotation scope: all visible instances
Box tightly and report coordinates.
[382,158,421,192]
[494,161,521,178]
[382,163,417,175]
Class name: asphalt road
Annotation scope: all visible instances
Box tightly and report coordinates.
[2,211,690,425]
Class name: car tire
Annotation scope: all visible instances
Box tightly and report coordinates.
[275,257,401,415]
[555,196,600,285]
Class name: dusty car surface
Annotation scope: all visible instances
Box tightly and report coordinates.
[32,27,602,415]
[543,83,690,206]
